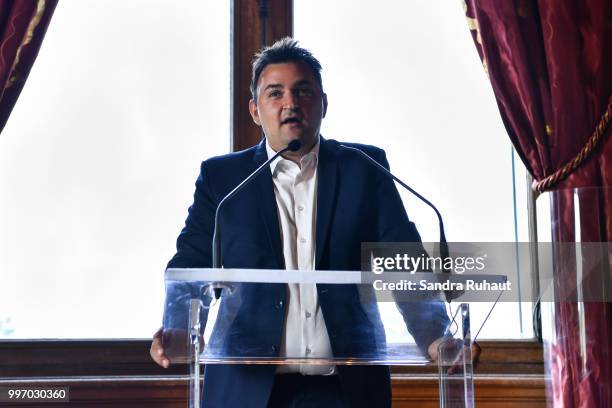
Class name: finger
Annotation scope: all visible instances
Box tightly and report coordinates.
[446,353,462,375]
[471,342,482,369]
[446,364,459,375]
[446,343,481,375]
[151,349,170,367]
[151,337,164,354]
[150,336,168,367]
[149,343,162,363]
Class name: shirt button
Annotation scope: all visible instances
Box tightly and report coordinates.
[299,238,307,243]
[305,347,311,355]
[305,311,311,318]
[297,205,304,211]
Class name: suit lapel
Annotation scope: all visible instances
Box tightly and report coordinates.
[252,140,284,269]
[315,137,339,268]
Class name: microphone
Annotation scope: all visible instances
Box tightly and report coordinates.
[210,139,302,298]
[337,143,456,302]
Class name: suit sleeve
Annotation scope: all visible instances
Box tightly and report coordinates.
[163,161,218,331]
[372,149,450,357]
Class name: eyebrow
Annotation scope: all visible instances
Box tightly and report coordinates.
[262,80,314,92]
[263,84,282,91]
[293,80,314,87]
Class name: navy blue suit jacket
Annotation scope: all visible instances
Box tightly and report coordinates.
[166,137,449,408]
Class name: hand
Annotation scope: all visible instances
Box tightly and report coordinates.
[150,327,171,368]
[446,341,481,375]
[427,336,447,361]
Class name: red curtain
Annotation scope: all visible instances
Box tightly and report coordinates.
[0,0,58,133]
[463,1,611,407]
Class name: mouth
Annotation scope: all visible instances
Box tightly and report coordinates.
[281,117,303,126]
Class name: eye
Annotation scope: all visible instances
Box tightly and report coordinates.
[267,89,282,98]
[295,87,314,97]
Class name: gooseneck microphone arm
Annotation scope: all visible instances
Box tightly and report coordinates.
[338,144,452,300]
[212,140,302,279]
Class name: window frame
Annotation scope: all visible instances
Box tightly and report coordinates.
[0,0,543,379]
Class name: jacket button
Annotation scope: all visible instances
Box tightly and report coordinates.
[275,300,284,309]
[271,345,276,352]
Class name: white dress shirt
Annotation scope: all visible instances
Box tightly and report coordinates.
[266,138,336,375]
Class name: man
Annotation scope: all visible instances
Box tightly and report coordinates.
[151,37,449,407]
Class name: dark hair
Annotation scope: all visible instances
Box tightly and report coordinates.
[250,37,324,100]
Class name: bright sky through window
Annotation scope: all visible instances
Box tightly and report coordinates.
[294,0,533,339]
[0,1,230,338]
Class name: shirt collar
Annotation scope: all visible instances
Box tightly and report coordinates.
[265,136,320,175]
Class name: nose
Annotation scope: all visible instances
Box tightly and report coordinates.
[282,92,299,110]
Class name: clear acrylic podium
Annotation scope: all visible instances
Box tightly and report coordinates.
[163,268,481,408]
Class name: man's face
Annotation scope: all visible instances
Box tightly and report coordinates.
[249,62,327,155]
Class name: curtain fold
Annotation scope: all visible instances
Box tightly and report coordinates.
[0,0,58,133]
[463,1,611,407]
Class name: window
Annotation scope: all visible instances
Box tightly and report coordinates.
[0,0,230,338]
[0,2,543,385]
[0,0,537,343]
[294,0,533,339]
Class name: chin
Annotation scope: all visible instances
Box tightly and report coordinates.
[279,132,316,149]
[289,132,314,142]
[281,134,304,145]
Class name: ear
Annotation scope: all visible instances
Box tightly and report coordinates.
[249,99,261,126]
[322,93,328,118]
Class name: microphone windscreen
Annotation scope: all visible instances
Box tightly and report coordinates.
[287,140,302,152]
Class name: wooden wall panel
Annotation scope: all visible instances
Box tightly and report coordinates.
[0,340,543,378]
[393,376,547,408]
[0,376,546,407]
[232,0,293,152]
